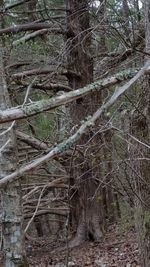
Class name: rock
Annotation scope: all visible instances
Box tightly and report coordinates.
[55,262,76,267]
[68,261,76,266]
[95,258,107,267]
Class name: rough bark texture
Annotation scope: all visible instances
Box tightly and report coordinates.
[122,0,130,39]
[0,69,139,124]
[131,77,150,267]
[131,1,150,266]
[0,66,27,267]
[0,3,27,266]
[65,0,104,245]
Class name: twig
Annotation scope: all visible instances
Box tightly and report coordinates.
[0,121,15,136]
[0,138,11,153]
[24,185,46,233]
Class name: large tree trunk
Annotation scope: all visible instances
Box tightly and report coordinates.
[0,4,27,266]
[131,78,150,267]
[65,0,104,245]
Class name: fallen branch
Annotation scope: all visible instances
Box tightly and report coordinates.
[0,61,149,187]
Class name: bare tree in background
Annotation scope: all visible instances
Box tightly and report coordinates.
[131,0,150,266]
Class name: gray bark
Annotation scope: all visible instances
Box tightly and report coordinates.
[0,3,27,266]
[0,69,142,124]
[0,63,148,187]
[132,1,150,266]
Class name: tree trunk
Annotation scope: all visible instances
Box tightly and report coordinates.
[131,81,150,266]
[131,1,150,266]
[0,4,27,266]
[122,0,130,39]
[65,0,104,245]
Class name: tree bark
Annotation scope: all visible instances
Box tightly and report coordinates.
[131,1,150,266]
[65,0,104,245]
[0,3,27,266]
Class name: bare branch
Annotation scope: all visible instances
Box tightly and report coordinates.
[23,177,68,200]
[29,83,72,92]
[0,121,15,136]
[24,208,68,218]
[0,138,11,153]
[5,61,31,69]
[24,185,47,233]
[11,67,79,79]
[5,0,32,11]
[0,68,139,124]
[0,61,149,187]
[22,77,37,107]
[0,22,65,35]
[16,130,50,150]
[12,29,53,45]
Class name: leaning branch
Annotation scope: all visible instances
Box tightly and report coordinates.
[11,67,76,79]
[0,69,139,124]
[4,0,31,11]
[12,29,57,45]
[23,177,68,200]
[26,82,72,92]
[16,130,50,150]
[24,209,68,219]
[0,61,149,187]
[0,22,65,35]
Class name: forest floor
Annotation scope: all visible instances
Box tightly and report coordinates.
[27,224,140,267]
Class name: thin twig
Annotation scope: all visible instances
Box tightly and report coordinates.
[24,184,47,233]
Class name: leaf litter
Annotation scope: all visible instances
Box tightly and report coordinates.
[27,224,140,267]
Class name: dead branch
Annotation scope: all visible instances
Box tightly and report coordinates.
[4,0,31,11]
[24,209,68,218]
[0,68,139,124]
[13,29,53,45]
[16,130,50,150]
[0,22,65,35]
[0,61,149,187]
[6,61,31,69]
[23,177,68,200]
[19,82,72,92]
[11,67,79,79]
[24,185,46,233]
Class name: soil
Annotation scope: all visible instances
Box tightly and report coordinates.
[26,224,140,267]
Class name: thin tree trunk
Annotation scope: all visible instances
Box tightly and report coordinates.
[122,0,130,39]
[131,1,150,266]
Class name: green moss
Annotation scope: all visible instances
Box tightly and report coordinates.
[23,99,54,116]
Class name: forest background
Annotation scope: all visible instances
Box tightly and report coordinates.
[0,0,150,266]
